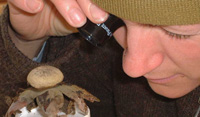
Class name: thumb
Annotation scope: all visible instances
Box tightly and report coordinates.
[8,0,44,13]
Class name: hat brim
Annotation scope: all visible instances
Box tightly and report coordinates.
[92,0,200,25]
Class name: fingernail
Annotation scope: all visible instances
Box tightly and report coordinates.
[26,0,41,12]
[89,3,108,22]
[68,8,86,27]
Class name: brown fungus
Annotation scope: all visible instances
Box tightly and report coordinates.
[27,65,64,89]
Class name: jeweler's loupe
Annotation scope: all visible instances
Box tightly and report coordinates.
[78,14,125,46]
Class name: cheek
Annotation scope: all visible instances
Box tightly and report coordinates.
[163,36,200,78]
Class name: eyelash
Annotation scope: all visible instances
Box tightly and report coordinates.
[164,30,191,39]
[146,25,192,39]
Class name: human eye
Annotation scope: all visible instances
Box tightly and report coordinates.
[163,29,191,39]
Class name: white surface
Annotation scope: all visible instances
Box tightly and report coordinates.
[15,105,90,117]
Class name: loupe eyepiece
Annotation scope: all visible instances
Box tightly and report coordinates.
[78,14,125,46]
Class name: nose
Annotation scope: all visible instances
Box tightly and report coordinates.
[122,24,164,78]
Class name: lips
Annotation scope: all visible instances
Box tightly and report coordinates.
[145,74,180,84]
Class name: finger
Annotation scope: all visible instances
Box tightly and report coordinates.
[8,0,44,14]
[77,0,109,24]
[51,0,87,27]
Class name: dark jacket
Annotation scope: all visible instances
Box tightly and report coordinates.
[0,7,200,117]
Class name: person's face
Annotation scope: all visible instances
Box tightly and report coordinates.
[114,20,200,98]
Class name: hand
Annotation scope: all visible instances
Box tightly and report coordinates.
[7,0,108,41]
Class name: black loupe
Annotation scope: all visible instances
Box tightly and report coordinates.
[78,14,125,46]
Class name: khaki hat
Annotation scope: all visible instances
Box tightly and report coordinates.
[92,0,200,25]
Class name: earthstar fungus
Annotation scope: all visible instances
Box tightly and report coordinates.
[5,65,100,117]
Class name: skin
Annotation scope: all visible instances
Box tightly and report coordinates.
[8,0,200,98]
[7,0,108,58]
[114,21,200,98]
